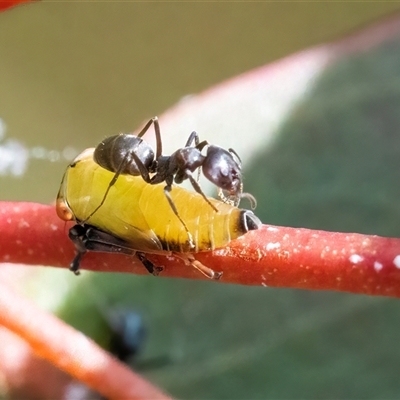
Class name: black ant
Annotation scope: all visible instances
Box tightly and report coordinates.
[85,117,256,244]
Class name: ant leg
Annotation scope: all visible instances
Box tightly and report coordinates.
[191,259,223,280]
[185,134,213,183]
[184,133,209,151]
[132,147,200,239]
[130,151,152,183]
[131,150,170,186]
[82,152,133,223]
[86,117,162,222]
[87,137,161,223]
[163,185,195,249]
[184,132,202,181]
[137,117,162,159]
[196,140,209,152]
[184,131,199,147]
[174,253,223,280]
[193,139,209,182]
[186,171,218,212]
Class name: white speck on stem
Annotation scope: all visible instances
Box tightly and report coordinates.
[18,219,30,228]
[266,242,281,251]
[349,254,363,264]
[374,261,383,272]
[393,255,400,269]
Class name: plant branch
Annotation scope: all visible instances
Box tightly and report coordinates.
[1,201,400,297]
[0,279,171,399]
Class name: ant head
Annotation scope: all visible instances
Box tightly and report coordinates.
[202,145,242,194]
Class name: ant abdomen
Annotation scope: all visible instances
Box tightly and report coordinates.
[94,134,155,176]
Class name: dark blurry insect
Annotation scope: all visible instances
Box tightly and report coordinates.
[106,309,147,363]
[106,309,170,369]
[56,148,261,279]
[86,117,256,242]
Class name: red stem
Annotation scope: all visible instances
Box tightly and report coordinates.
[0,280,171,399]
[0,0,34,11]
[1,201,400,297]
